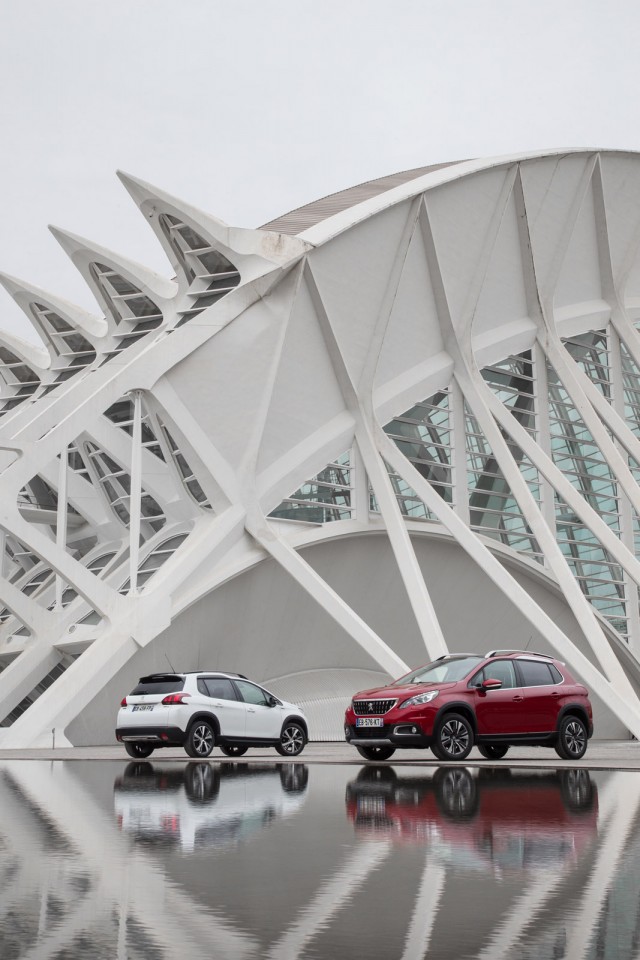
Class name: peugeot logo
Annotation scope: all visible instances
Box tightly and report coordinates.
[368,702,374,712]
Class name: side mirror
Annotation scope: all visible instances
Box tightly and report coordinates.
[482,678,502,691]
[268,695,280,707]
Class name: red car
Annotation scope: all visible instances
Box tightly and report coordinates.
[344,650,593,761]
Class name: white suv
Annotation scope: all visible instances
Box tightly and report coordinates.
[115,671,308,759]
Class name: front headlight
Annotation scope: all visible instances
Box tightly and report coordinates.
[399,690,439,709]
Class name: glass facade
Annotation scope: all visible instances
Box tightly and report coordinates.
[270,452,353,523]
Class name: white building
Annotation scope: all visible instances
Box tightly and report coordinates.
[1,149,640,746]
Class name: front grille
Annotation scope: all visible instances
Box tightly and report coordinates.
[352,725,391,739]
[353,699,396,716]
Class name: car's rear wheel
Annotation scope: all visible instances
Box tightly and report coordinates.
[124,741,154,759]
[185,720,215,758]
[276,722,306,756]
[555,715,588,760]
[431,713,474,761]
[477,744,509,760]
[219,744,248,757]
[355,745,396,761]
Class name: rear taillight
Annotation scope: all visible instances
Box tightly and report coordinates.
[161,693,191,705]
[120,697,127,707]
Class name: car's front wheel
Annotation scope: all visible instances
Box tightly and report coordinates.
[555,715,588,760]
[276,722,306,756]
[219,744,248,757]
[355,745,396,761]
[124,741,154,759]
[431,713,474,761]
[185,720,216,758]
[477,744,509,760]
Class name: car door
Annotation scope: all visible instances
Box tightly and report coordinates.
[516,659,561,733]
[234,679,283,740]
[199,677,246,737]
[471,660,528,735]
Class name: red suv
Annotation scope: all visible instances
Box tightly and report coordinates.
[344,651,593,762]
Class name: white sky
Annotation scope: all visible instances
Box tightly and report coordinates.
[1,0,640,342]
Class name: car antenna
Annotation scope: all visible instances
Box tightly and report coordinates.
[524,635,532,651]
[165,653,176,673]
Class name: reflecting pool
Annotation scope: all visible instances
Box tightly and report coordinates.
[0,760,638,958]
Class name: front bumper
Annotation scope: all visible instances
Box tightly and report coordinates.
[344,722,432,749]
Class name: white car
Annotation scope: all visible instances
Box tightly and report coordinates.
[115,671,308,759]
[114,761,309,853]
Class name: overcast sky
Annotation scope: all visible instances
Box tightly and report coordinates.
[1,0,639,342]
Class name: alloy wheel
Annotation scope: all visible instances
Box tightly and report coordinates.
[193,724,214,756]
[564,720,586,756]
[440,718,471,757]
[280,724,304,755]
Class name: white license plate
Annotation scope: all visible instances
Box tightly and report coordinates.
[356,717,383,727]
[132,704,154,712]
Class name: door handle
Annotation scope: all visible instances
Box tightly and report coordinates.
[248,708,256,713]
[512,695,524,702]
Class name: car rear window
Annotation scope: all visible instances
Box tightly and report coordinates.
[130,676,185,696]
[517,660,556,686]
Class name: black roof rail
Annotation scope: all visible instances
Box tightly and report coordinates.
[485,649,553,660]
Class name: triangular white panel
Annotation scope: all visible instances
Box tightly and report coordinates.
[257,273,348,476]
[308,200,414,386]
[374,215,444,391]
[554,174,603,311]
[166,275,294,471]
[471,178,530,339]
[599,154,640,297]
[423,166,512,330]
[519,154,591,299]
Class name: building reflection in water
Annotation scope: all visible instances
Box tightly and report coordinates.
[0,760,639,959]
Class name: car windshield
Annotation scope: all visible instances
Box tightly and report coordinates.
[393,656,483,686]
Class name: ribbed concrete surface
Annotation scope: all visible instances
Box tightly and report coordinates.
[2,741,640,769]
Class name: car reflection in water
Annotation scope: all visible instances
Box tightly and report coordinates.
[346,766,597,875]
[115,761,309,852]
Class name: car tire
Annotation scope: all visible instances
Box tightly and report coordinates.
[185,720,216,758]
[124,741,154,759]
[434,767,478,818]
[555,715,588,760]
[355,745,396,761]
[275,722,306,756]
[559,769,594,811]
[431,713,474,761]
[477,744,509,760]
[184,762,219,802]
[219,745,248,757]
[279,763,309,792]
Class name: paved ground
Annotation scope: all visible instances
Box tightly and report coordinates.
[1,740,640,769]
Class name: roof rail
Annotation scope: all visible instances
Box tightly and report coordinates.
[485,649,553,660]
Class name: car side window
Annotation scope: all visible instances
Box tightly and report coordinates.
[518,660,555,686]
[234,679,270,706]
[472,660,516,689]
[199,678,239,700]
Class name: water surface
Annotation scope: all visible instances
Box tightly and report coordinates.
[0,759,637,958]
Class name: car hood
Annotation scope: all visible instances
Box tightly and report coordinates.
[352,683,442,700]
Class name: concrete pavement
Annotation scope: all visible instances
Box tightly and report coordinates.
[1,740,640,769]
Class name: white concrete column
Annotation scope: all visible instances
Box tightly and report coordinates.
[54,445,68,611]
[128,391,142,596]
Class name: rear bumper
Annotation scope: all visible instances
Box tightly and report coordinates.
[115,726,186,746]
